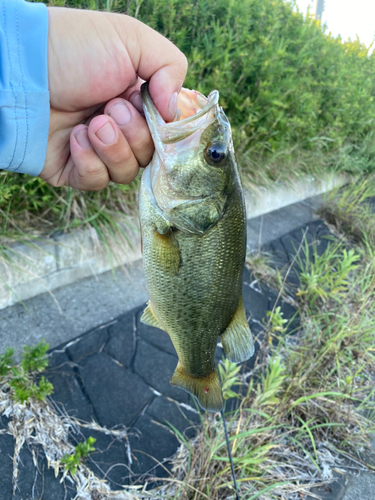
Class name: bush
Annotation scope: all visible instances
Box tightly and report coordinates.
[23,0,375,161]
[116,0,375,170]
[2,0,375,238]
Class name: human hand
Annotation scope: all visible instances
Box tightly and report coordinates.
[39,7,187,190]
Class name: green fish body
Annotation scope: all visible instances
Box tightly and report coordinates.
[139,83,254,411]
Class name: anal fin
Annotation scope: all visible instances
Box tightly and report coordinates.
[140,302,163,330]
[170,362,223,412]
[221,297,254,363]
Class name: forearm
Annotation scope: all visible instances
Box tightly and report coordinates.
[0,0,49,176]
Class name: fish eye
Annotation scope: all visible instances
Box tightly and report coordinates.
[205,142,227,166]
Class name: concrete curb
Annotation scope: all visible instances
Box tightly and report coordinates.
[0,174,348,311]
[243,173,348,218]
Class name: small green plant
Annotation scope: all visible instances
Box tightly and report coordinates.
[20,341,50,372]
[0,340,53,403]
[61,437,97,475]
[253,356,285,407]
[9,374,54,403]
[265,306,288,333]
[296,242,359,307]
[218,357,242,400]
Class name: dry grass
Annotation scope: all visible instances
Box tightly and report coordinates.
[245,251,295,305]
[318,176,375,246]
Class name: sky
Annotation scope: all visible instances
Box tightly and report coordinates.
[294,0,375,50]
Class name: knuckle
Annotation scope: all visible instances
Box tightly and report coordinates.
[109,148,134,169]
[110,164,139,185]
[79,175,109,191]
[133,136,153,158]
[74,160,109,190]
[80,161,105,177]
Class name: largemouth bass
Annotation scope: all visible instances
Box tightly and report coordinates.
[139,82,254,412]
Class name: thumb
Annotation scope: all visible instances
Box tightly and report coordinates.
[110,15,188,122]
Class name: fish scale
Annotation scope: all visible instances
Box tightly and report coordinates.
[139,83,254,411]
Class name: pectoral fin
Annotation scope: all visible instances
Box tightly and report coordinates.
[140,302,163,330]
[170,362,223,412]
[151,229,180,274]
[221,297,254,363]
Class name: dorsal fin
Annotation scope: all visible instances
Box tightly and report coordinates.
[220,297,254,363]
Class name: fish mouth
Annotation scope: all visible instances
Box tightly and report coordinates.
[141,82,219,150]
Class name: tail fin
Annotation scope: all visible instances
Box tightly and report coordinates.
[170,363,223,412]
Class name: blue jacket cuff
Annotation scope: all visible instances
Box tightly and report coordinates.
[0,0,49,176]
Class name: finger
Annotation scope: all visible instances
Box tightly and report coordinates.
[105,98,153,167]
[87,115,140,184]
[69,125,110,191]
[110,15,188,122]
[119,78,144,115]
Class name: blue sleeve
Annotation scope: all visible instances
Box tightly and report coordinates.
[0,0,49,176]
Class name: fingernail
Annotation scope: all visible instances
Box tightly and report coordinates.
[128,91,143,115]
[96,122,116,144]
[74,129,91,148]
[108,102,131,125]
[168,92,178,119]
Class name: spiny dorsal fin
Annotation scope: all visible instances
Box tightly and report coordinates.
[170,362,223,412]
[140,302,163,330]
[221,297,254,363]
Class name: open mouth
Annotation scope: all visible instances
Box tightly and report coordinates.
[141,83,219,146]
[172,87,218,124]
[176,88,206,120]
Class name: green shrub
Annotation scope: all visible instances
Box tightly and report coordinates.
[3,0,375,239]
[0,340,54,403]
[116,0,375,168]
[28,0,375,172]
[61,437,97,475]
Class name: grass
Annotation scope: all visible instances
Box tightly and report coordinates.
[0,174,141,302]
[1,183,375,498]
[245,251,294,303]
[238,136,348,189]
[0,172,139,245]
[318,175,375,246]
